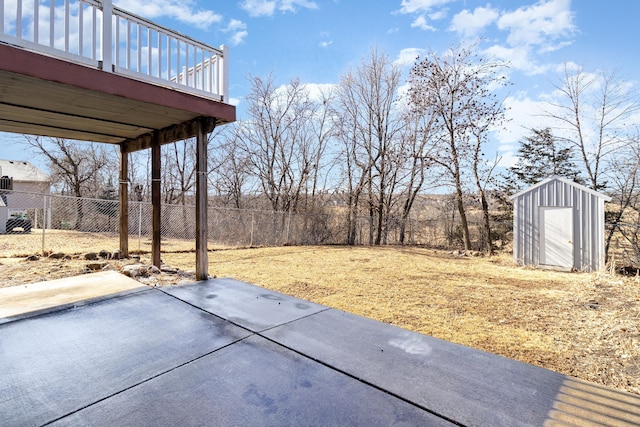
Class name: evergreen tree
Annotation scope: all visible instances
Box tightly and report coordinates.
[503,127,582,193]
[492,128,583,245]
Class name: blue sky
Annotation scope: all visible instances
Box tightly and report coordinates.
[3,0,640,170]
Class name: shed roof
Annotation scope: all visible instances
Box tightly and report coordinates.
[0,159,50,183]
[509,176,612,202]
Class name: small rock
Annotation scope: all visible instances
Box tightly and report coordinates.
[48,252,66,259]
[137,276,155,285]
[101,264,116,271]
[86,262,107,271]
[111,250,121,260]
[122,264,146,278]
[161,266,179,274]
[84,252,98,260]
[149,265,161,275]
[585,300,600,309]
[26,254,40,261]
[99,250,111,259]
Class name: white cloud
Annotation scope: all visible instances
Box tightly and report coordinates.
[115,0,222,30]
[449,6,499,38]
[230,30,248,45]
[240,0,276,17]
[428,9,448,21]
[398,0,455,15]
[394,48,425,67]
[397,0,453,31]
[318,32,333,48]
[241,0,317,17]
[493,93,550,167]
[499,93,549,146]
[411,15,436,31]
[224,19,248,45]
[484,44,550,75]
[497,0,576,49]
[280,0,319,13]
[302,83,338,103]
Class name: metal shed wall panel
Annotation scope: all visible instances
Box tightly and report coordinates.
[512,177,610,272]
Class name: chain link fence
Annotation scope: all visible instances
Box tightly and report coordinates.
[2,190,638,267]
[0,191,510,253]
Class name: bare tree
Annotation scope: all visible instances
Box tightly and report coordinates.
[471,129,500,254]
[334,47,404,245]
[162,139,196,205]
[208,123,253,209]
[301,85,335,213]
[23,136,115,230]
[547,65,640,191]
[408,42,508,251]
[468,88,508,254]
[240,74,329,214]
[604,136,640,261]
[24,136,114,197]
[396,108,438,244]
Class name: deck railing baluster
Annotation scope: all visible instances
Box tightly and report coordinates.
[64,0,69,53]
[0,0,226,101]
[0,0,4,34]
[49,0,54,49]
[16,0,21,39]
[34,0,39,44]
[78,3,83,56]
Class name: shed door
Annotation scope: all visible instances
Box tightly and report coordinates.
[540,207,574,268]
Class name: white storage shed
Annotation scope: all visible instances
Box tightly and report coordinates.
[510,176,611,272]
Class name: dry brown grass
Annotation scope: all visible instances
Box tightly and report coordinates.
[1,230,639,396]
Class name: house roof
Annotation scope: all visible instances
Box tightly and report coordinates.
[0,159,50,183]
[509,175,612,202]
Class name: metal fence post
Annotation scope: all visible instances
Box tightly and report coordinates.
[41,193,46,255]
[138,201,142,252]
[250,211,254,247]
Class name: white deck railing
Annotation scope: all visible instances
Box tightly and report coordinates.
[0,0,228,102]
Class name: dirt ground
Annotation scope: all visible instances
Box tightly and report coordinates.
[1,230,639,396]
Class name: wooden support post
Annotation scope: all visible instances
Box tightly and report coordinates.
[151,132,162,268]
[195,118,209,280]
[119,144,129,258]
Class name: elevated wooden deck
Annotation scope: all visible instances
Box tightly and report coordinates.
[0,42,235,147]
[0,0,236,277]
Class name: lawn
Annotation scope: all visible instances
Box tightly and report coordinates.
[1,231,638,395]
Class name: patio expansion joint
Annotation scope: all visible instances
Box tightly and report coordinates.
[40,335,248,426]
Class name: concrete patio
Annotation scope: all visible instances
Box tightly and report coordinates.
[1,273,639,426]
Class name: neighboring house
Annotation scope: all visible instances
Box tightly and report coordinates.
[0,159,51,231]
[0,159,50,195]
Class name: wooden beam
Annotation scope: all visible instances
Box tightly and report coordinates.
[121,117,217,153]
[119,144,129,258]
[195,117,212,280]
[151,131,162,268]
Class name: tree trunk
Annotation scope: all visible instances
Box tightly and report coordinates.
[454,171,472,250]
[479,190,493,254]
